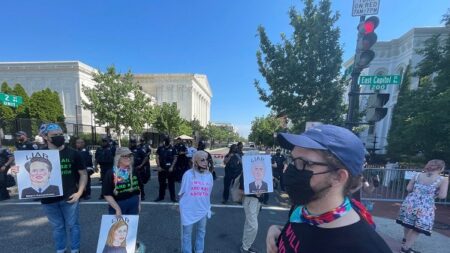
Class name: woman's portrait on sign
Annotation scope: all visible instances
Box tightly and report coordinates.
[96,215,139,253]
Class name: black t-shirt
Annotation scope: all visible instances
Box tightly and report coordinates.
[272,154,286,170]
[156,145,177,170]
[130,145,147,167]
[41,147,86,204]
[277,219,392,253]
[16,141,36,151]
[102,168,140,201]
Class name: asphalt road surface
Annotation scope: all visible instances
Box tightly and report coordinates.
[0,165,290,253]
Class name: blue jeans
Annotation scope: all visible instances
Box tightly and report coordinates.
[108,194,140,215]
[182,215,207,253]
[42,200,80,253]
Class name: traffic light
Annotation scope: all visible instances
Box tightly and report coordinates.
[355,16,379,69]
[366,92,389,123]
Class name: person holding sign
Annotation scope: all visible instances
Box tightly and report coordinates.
[21,156,60,198]
[10,123,88,253]
[179,151,213,253]
[102,147,141,215]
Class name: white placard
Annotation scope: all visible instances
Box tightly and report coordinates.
[14,150,63,199]
[352,0,380,16]
[242,155,273,195]
[96,215,139,253]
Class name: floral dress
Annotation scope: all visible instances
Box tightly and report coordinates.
[396,173,442,236]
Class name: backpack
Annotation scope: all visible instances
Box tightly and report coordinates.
[230,173,244,203]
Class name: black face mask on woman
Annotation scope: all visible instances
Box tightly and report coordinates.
[283,164,333,206]
[50,135,65,147]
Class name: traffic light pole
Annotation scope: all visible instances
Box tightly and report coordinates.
[345,16,366,131]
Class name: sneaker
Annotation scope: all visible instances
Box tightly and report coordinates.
[221,200,228,204]
[171,198,178,203]
[240,246,258,253]
[400,247,421,253]
[153,197,163,202]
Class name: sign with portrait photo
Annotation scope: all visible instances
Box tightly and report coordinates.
[242,155,273,195]
[14,150,63,199]
[96,215,139,253]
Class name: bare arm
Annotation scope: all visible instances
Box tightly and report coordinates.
[104,195,122,215]
[67,169,87,203]
[437,176,449,199]
[406,176,416,192]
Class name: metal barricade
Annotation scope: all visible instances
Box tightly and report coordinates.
[361,168,450,205]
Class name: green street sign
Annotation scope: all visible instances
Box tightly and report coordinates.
[358,75,402,86]
[0,93,23,108]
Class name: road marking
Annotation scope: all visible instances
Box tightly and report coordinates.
[0,201,290,211]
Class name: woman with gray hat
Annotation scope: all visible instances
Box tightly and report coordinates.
[102,147,141,215]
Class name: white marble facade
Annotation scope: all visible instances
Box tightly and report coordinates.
[343,26,450,154]
[0,61,212,128]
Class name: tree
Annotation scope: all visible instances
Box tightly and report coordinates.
[152,102,185,137]
[254,0,345,130]
[0,82,15,121]
[82,65,152,145]
[28,88,66,133]
[387,32,450,162]
[12,83,30,118]
[248,115,280,147]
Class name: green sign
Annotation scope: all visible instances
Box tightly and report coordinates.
[358,75,402,85]
[0,93,23,108]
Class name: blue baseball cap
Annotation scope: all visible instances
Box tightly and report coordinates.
[278,124,365,176]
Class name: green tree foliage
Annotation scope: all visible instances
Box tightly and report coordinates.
[248,115,280,147]
[254,0,345,130]
[12,83,30,118]
[28,88,66,133]
[387,33,450,162]
[152,102,184,137]
[202,123,239,148]
[82,66,152,144]
[0,82,15,121]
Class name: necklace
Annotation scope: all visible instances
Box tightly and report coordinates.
[290,197,352,226]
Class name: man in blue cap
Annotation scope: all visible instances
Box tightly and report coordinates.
[266,124,392,253]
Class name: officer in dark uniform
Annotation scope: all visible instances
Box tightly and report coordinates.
[130,138,151,200]
[15,131,37,150]
[155,137,177,202]
[76,138,93,200]
[173,137,189,182]
[271,148,286,191]
[95,136,115,199]
[0,144,14,200]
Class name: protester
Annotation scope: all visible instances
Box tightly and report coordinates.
[13,123,87,253]
[130,138,151,201]
[15,131,37,150]
[271,148,286,191]
[222,144,242,204]
[76,138,94,200]
[0,141,14,201]
[102,147,141,215]
[155,137,177,202]
[396,159,449,253]
[266,124,392,253]
[95,136,115,199]
[197,141,215,179]
[179,151,213,253]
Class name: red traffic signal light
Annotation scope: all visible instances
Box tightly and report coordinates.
[358,16,379,34]
[355,16,379,70]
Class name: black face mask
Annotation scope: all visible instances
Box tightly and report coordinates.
[50,135,65,147]
[283,164,332,206]
[276,152,281,156]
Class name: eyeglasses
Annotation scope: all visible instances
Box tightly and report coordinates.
[292,156,334,175]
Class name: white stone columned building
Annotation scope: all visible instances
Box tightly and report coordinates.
[134,74,212,127]
[0,61,213,130]
[343,26,450,154]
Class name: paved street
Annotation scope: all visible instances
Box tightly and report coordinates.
[0,162,291,253]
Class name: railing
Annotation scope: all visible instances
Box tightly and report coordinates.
[361,168,450,205]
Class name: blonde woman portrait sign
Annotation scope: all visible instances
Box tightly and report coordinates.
[97,215,139,253]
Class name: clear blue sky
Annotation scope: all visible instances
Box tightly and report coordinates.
[0,1,447,137]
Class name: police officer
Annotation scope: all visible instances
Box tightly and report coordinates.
[76,138,94,200]
[272,148,286,191]
[130,138,151,200]
[173,137,189,182]
[0,142,14,201]
[95,136,115,199]
[15,131,37,150]
[155,137,177,202]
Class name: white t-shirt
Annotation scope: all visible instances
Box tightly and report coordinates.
[178,168,213,226]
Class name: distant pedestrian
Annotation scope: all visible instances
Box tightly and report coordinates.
[154,137,177,202]
[222,144,242,204]
[76,138,94,200]
[179,151,213,253]
[271,149,286,191]
[95,136,115,199]
[396,159,449,253]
